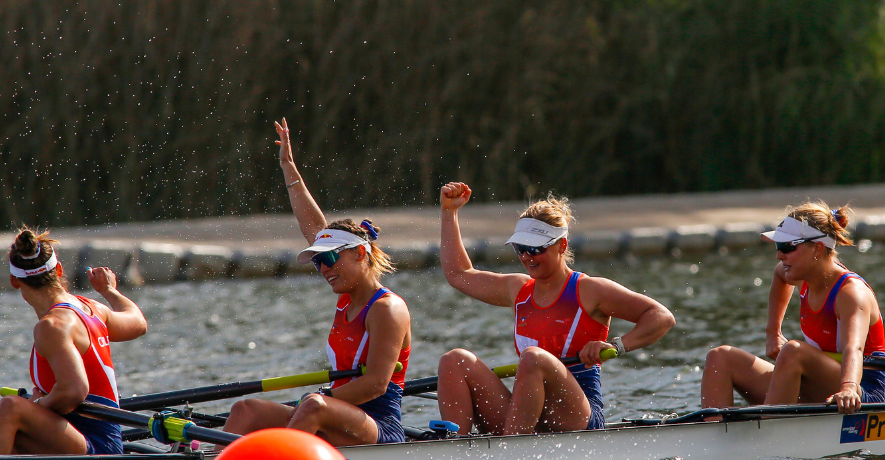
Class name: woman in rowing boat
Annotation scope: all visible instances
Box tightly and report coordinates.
[1,227,147,454]
[437,182,675,435]
[218,118,411,446]
[701,202,885,415]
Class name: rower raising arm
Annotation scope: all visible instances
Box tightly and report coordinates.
[440,182,528,307]
[437,181,674,436]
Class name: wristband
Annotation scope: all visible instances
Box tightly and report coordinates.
[286,179,300,188]
[610,336,627,356]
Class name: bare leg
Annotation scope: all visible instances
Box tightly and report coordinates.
[764,340,841,405]
[437,349,512,435]
[288,394,378,446]
[701,345,774,408]
[504,347,591,435]
[0,395,88,455]
[215,399,294,451]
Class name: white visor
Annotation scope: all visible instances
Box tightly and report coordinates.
[761,216,836,249]
[505,218,569,248]
[296,229,371,264]
[10,250,58,278]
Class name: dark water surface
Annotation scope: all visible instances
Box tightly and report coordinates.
[2,243,885,458]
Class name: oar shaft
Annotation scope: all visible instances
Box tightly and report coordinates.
[123,381,264,411]
[76,401,241,445]
[122,365,377,411]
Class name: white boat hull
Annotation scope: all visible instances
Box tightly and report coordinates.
[339,412,885,459]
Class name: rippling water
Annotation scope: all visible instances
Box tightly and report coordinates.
[2,243,885,458]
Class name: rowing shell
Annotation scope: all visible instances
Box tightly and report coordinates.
[338,411,885,460]
[3,411,884,459]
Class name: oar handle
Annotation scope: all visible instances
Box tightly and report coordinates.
[261,362,403,392]
[0,387,25,397]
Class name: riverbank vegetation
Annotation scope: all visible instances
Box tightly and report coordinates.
[2,0,885,226]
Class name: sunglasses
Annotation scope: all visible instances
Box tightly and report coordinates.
[311,247,345,271]
[775,234,826,254]
[512,240,559,257]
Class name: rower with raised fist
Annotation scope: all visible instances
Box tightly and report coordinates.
[1,226,147,455]
[436,182,675,435]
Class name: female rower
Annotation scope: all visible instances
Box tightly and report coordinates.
[2,227,147,455]
[701,202,885,414]
[219,118,411,446]
[437,182,675,435]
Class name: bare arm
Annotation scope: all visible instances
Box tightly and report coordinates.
[330,296,410,405]
[88,267,147,342]
[33,314,89,414]
[766,263,795,359]
[275,118,327,245]
[830,279,876,414]
[440,182,528,307]
[579,277,675,365]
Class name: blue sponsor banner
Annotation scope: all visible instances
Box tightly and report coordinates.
[841,414,868,443]
[842,412,885,443]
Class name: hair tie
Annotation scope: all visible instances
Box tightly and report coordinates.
[20,244,41,260]
[832,209,839,218]
[360,220,379,241]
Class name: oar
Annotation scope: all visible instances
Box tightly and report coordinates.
[122,363,401,411]
[404,348,618,396]
[0,387,240,446]
[628,401,885,426]
[122,350,618,442]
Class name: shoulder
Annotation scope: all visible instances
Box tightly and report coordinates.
[33,310,79,352]
[77,296,111,321]
[507,273,533,290]
[368,291,410,318]
[837,275,876,303]
[578,275,625,292]
[366,292,411,331]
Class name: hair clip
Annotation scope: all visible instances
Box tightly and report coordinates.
[360,220,379,241]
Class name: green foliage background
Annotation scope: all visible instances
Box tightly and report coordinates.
[2,0,885,226]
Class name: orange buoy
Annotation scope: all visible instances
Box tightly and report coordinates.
[216,428,345,460]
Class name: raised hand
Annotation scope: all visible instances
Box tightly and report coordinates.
[440,182,472,211]
[87,267,118,295]
[274,117,294,165]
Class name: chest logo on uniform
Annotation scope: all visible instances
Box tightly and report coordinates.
[97,336,110,347]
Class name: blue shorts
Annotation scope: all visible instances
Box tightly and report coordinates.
[359,382,405,444]
[861,352,885,403]
[63,396,123,455]
[568,363,605,430]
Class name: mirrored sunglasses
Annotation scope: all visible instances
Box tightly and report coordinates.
[775,234,826,254]
[512,239,561,257]
[311,248,344,271]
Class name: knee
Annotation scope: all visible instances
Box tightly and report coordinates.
[705,345,736,369]
[774,340,807,366]
[517,347,557,372]
[0,396,28,422]
[292,394,328,420]
[228,398,264,422]
[439,348,478,373]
